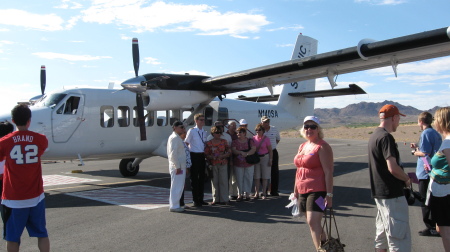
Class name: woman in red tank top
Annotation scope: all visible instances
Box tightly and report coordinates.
[293,116,334,250]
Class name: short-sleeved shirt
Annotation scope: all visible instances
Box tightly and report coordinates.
[264,126,280,149]
[205,139,229,165]
[185,127,207,153]
[294,139,326,194]
[0,130,48,203]
[368,127,404,199]
[232,138,254,168]
[416,127,442,179]
[252,135,271,155]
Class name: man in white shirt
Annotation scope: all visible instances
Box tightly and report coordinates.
[261,116,281,196]
[185,114,208,207]
[167,121,187,212]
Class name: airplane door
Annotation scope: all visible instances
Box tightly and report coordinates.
[51,94,85,143]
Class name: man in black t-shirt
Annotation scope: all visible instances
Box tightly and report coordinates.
[368,104,411,252]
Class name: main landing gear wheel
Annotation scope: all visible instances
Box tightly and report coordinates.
[119,158,140,177]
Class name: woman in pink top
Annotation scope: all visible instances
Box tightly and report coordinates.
[252,123,272,199]
[293,116,334,250]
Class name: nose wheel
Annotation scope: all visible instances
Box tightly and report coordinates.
[119,158,140,177]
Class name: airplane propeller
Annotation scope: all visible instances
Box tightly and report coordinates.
[40,65,46,95]
[131,38,147,141]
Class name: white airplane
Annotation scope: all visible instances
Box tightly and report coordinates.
[1,26,449,177]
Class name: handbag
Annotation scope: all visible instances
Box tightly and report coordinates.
[244,137,265,164]
[318,208,345,252]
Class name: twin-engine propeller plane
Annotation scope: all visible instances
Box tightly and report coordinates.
[1,27,450,176]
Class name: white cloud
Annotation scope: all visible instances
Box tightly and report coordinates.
[144,57,161,65]
[0,9,65,31]
[32,52,112,61]
[276,43,294,48]
[267,25,304,32]
[0,28,9,32]
[354,0,407,5]
[54,0,83,9]
[81,1,270,37]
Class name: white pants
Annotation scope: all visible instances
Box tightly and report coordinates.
[169,167,186,209]
[234,165,254,195]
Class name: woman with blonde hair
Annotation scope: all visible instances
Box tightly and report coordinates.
[429,107,450,251]
[293,116,334,250]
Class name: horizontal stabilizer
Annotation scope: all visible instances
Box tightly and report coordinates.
[288,84,366,98]
[235,84,366,102]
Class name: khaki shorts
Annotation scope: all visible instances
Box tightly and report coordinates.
[374,197,411,251]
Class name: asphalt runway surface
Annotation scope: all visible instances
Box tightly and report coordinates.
[11,137,444,252]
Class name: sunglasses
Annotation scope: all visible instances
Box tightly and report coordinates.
[304,124,318,130]
[238,131,246,134]
[255,129,263,132]
[213,132,222,134]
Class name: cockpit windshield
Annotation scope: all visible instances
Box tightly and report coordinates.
[34,93,67,108]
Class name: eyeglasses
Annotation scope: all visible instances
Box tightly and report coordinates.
[304,124,318,130]
[238,131,246,134]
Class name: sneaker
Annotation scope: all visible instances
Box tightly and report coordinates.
[169,207,185,213]
[418,228,440,237]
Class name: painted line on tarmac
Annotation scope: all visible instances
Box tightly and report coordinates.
[45,179,147,192]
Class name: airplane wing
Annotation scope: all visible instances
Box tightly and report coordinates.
[236,84,366,102]
[202,27,450,92]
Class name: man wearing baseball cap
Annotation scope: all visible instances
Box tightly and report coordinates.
[368,104,411,251]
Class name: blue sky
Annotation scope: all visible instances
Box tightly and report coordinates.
[0,0,449,116]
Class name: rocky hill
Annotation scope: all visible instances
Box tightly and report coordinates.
[314,100,440,128]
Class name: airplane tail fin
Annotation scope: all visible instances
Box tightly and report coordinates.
[277,34,318,121]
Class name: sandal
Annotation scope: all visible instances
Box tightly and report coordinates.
[261,194,266,200]
[236,197,243,202]
[253,194,259,199]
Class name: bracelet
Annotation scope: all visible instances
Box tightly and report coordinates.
[326,193,333,198]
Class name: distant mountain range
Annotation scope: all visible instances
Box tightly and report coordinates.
[314,100,441,127]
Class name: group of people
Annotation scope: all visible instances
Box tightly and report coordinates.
[290,105,450,251]
[166,114,281,212]
[368,104,450,252]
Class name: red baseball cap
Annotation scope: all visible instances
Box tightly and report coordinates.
[379,104,406,119]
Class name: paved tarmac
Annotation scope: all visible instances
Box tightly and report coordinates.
[11,137,444,252]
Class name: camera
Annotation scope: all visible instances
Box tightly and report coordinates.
[411,150,415,155]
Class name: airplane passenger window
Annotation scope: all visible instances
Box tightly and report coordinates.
[146,111,154,127]
[156,110,168,126]
[118,106,130,127]
[218,107,228,122]
[100,106,114,128]
[204,107,213,126]
[169,109,180,126]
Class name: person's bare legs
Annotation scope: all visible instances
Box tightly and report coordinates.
[306,211,325,249]
[438,226,450,252]
[6,241,19,252]
[38,237,50,252]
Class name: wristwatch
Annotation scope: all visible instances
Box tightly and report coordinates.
[326,193,333,198]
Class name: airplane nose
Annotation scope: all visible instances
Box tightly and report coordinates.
[121,76,147,94]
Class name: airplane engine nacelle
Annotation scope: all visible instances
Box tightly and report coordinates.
[145,90,211,110]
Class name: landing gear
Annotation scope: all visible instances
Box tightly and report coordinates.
[119,158,140,177]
